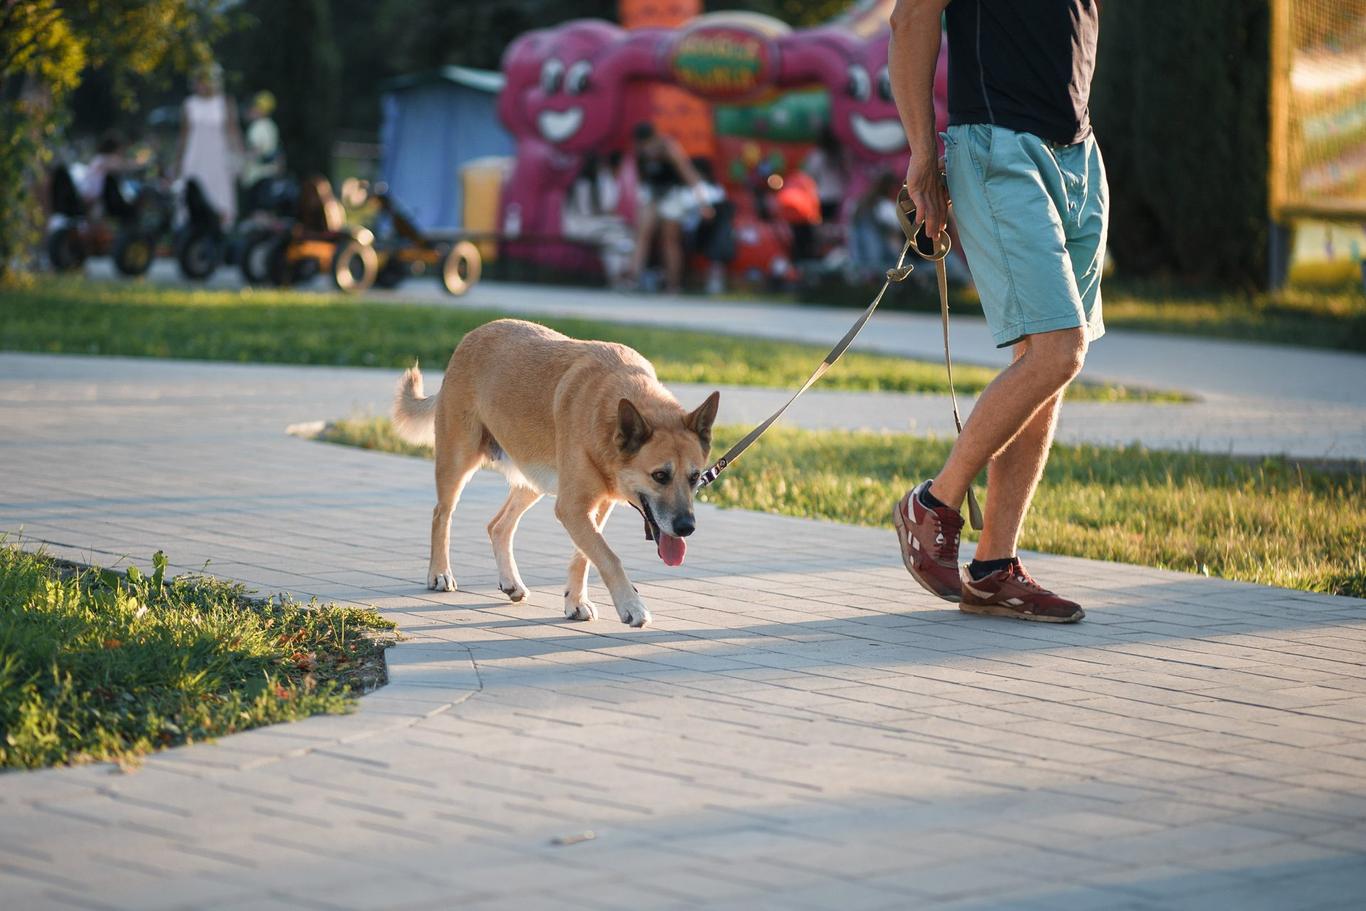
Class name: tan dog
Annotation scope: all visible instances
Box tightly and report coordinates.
[392,319,720,628]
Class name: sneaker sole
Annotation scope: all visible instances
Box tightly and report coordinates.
[891,496,961,604]
[958,602,1085,623]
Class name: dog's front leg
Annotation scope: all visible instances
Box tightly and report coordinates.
[564,502,614,622]
[555,498,650,628]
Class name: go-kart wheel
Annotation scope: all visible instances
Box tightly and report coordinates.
[114,231,154,276]
[177,230,221,281]
[441,240,482,296]
[375,258,406,289]
[266,234,296,286]
[239,231,277,285]
[331,238,378,293]
[47,227,87,272]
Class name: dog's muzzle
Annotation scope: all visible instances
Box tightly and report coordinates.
[632,497,687,567]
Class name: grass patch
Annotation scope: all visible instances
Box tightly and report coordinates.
[1102,281,1366,352]
[802,274,1366,353]
[0,277,1177,402]
[0,544,398,770]
[314,416,1366,599]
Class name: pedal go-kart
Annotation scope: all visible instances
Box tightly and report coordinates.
[173,177,228,281]
[46,164,173,277]
[344,179,481,296]
[240,176,378,292]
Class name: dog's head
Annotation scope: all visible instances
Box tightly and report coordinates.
[615,391,720,567]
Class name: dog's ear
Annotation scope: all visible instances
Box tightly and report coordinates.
[616,398,653,454]
[684,391,720,450]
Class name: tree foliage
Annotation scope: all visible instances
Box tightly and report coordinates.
[218,0,341,179]
[0,0,219,283]
[1091,1,1271,289]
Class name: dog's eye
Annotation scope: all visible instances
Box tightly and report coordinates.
[688,470,700,485]
[651,470,671,485]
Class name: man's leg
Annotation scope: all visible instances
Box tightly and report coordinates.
[974,383,1063,561]
[929,327,1086,512]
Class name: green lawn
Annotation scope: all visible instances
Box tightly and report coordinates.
[315,416,1366,599]
[0,545,397,770]
[1102,281,1366,352]
[806,274,1366,353]
[0,277,1178,402]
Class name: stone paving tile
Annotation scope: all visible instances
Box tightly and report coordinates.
[2,353,1365,910]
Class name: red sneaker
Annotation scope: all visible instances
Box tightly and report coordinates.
[893,481,964,603]
[959,560,1084,623]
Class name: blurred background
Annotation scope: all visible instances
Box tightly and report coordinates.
[2,0,1364,319]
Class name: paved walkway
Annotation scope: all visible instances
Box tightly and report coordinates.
[85,261,1366,460]
[3,353,1365,910]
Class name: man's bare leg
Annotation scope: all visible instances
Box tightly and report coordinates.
[928,327,1086,511]
[974,389,1062,560]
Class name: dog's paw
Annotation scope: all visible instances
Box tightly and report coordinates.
[429,570,458,592]
[564,593,598,622]
[615,596,652,628]
[499,579,528,602]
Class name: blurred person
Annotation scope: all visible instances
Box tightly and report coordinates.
[628,122,713,294]
[174,63,242,226]
[682,158,734,294]
[888,0,1106,622]
[774,169,823,263]
[803,125,852,223]
[240,90,282,213]
[846,171,901,278]
[78,130,129,215]
[562,153,635,288]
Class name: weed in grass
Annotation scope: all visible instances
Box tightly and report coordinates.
[0,543,397,770]
[311,416,1366,598]
[0,276,1179,402]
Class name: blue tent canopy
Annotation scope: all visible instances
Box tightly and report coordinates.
[379,66,514,232]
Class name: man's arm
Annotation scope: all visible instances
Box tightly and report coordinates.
[888,0,952,238]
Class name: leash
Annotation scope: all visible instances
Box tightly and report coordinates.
[696,184,984,532]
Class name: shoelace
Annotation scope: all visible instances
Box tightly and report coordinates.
[1012,564,1053,594]
[935,511,963,557]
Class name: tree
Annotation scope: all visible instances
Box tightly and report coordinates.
[1091,1,1271,289]
[219,0,340,179]
[0,0,219,283]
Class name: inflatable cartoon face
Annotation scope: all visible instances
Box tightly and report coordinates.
[833,29,906,158]
[780,27,948,163]
[499,20,659,155]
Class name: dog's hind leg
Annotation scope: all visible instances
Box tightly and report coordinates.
[564,501,614,622]
[488,485,541,602]
[428,443,481,592]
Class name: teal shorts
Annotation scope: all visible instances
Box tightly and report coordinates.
[944,123,1109,349]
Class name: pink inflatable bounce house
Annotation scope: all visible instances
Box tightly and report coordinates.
[495,6,949,277]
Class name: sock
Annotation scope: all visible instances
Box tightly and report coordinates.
[917,482,948,511]
[968,556,1018,581]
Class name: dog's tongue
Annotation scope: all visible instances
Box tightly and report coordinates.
[656,533,686,566]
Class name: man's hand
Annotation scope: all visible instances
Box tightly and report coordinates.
[905,154,949,241]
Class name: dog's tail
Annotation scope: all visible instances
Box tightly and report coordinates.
[392,362,438,446]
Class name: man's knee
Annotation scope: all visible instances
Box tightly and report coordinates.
[1023,328,1087,385]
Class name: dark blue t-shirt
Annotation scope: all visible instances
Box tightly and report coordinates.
[945,0,1100,145]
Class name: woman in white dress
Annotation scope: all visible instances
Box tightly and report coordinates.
[173,64,243,226]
